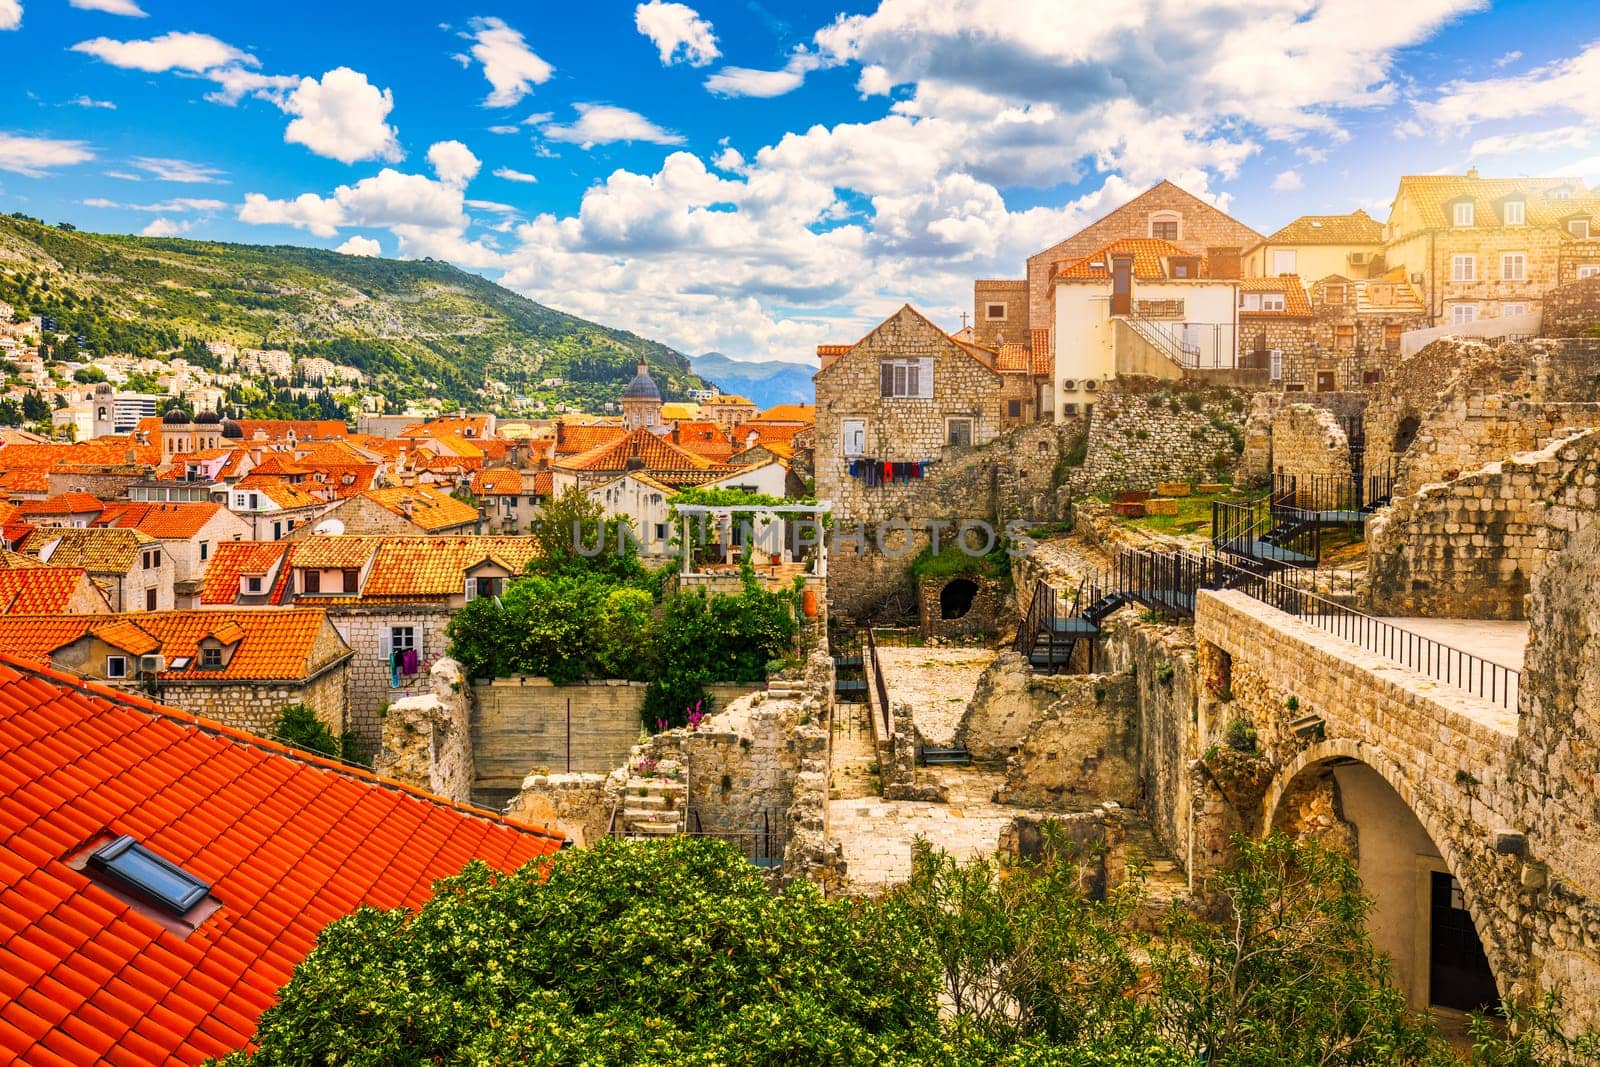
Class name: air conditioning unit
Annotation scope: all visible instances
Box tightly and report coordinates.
[139,655,166,673]
[1411,272,1424,284]
[1061,379,1078,391]
[1349,252,1368,265]
[1084,379,1099,392]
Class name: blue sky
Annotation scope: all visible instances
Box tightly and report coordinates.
[1,1,1598,364]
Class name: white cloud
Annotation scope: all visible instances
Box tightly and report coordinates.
[0,133,94,176]
[488,124,519,135]
[281,68,402,164]
[70,0,147,15]
[131,156,226,183]
[465,16,553,107]
[855,64,894,97]
[1294,145,1329,164]
[635,2,719,67]
[336,235,381,256]
[141,218,190,237]
[705,49,829,98]
[70,96,117,110]
[712,146,743,171]
[466,199,516,214]
[240,168,469,242]
[1470,126,1592,157]
[427,140,480,188]
[493,167,538,184]
[0,1,19,31]
[1493,50,1522,68]
[239,191,346,238]
[204,67,299,106]
[1418,41,1600,131]
[540,103,685,150]
[72,31,251,72]
[84,196,224,212]
[1271,169,1303,191]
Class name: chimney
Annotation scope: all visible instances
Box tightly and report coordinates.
[1465,166,1479,180]
[398,497,414,518]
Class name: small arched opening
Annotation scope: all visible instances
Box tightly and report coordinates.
[939,578,979,621]
[1393,415,1421,457]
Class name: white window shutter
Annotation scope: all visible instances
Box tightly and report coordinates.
[379,628,391,660]
[919,357,934,398]
[464,578,476,602]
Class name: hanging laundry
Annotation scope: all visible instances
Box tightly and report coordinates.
[402,648,420,675]
[389,648,403,688]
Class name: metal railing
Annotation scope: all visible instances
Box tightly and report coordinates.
[866,626,893,737]
[684,809,788,868]
[1211,497,1322,565]
[1123,313,1239,370]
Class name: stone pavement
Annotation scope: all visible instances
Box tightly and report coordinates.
[875,645,996,745]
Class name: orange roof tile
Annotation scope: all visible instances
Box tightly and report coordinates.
[0,468,48,493]
[1238,274,1314,317]
[995,343,1032,373]
[361,486,480,531]
[360,538,541,598]
[22,528,157,574]
[231,418,350,441]
[752,404,815,423]
[1395,174,1596,231]
[670,421,735,462]
[0,440,159,471]
[18,492,106,517]
[200,542,295,605]
[557,426,717,474]
[471,468,524,496]
[0,651,561,1065]
[1057,237,1195,280]
[1030,329,1053,375]
[95,501,228,539]
[0,567,94,614]
[0,547,43,569]
[1260,210,1383,246]
[553,422,628,456]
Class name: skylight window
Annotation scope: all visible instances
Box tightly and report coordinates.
[87,835,211,916]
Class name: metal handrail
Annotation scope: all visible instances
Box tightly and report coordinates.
[1123,311,1197,368]
[866,626,892,737]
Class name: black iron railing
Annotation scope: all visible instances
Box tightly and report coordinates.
[1211,497,1321,565]
[685,809,788,868]
[866,625,892,737]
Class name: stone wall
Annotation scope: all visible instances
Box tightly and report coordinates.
[153,662,349,741]
[995,672,1140,811]
[1069,381,1247,496]
[973,279,1029,348]
[1368,430,1600,619]
[470,677,760,807]
[998,807,1131,901]
[373,657,473,804]
[329,606,452,758]
[1542,276,1600,337]
[917,574,1002,642]
[505,772,611,846]
[1265,403,1353,482]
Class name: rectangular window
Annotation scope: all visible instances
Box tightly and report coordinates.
[985,303,1006,320]
[303,569,321,594]
[1502,303,1528,318]
[1501,253,1526,281]
[879,359,933,398]
[1385,324,1404,347]
[1323,284,1346,305]
[145,588,157,611]
[390,626,415,652]
[946,418,974,448]
[1151,220,1179,241]
[245,576,263,593]
[1451,255,1475,282]
[654,522,668,542]
[342,569,360,593]
[1571,220,1592,239]
[1007,399,1022,418]
[200,647,222,669]
[1269,350,1283,382]
[106,655,128,679]
[87,835,210,917]
[1452,304,1478,325]
[1579,265,1600,279]
[1453,202,1474,227]
[199,541,209,562]
[1260,292,1286,312]
[842,418,866,457]
[1335,325,1356,351]
[1503,200,1525,225]
[1241,292,1261,311]
[1271,250,1297,275]
[272,521,283,540]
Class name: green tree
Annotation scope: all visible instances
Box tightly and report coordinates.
[21,391,49,421]
[271,703,342,760]
[72,364,105,384]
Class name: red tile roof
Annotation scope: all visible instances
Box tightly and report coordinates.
[557,426,719,474]
[1260,210,1383,245]
[1238,274,1314,317]
[361,486,480,531]
[470,468,524,496]
[19,493,106,518]
[0,652,561,1065]
[1057,237,1194,280]
[1030,329,1053,375]
[552,422,627,456]
[752,404,815,424]
[0,440,159,472]
[0,567,95,614]
[94,502,229,540]
[200,542,294,605]
[0,469,49,494]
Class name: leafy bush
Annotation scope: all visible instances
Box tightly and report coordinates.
[272,703,342,760]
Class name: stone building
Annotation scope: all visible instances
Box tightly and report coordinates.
[620,358,664,431]
[23,527,176,612]
[1382,170,1600,327]
[290,484,480,537]
[0,608,352,737]
[1242,210,1385,281]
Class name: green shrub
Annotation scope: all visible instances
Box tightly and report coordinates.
[273,703,341,760]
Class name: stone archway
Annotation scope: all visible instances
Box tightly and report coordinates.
[1264,739,1504,1015]
[940,578,979,620]
[1393,415,1421,456]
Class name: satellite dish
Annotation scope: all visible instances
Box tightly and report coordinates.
[313,518,346,536]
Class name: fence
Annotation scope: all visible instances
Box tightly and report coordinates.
[685,809,788,869]
[1211,497,1322,565]
[866,626,893,738]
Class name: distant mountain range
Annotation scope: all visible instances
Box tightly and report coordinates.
[690,352,815,410]
[0,213,707,411]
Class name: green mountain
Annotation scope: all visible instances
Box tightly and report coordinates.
[0,213,705,412]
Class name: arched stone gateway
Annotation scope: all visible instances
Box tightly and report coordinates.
[939,578,979,620]
[1264,740,1504,1014]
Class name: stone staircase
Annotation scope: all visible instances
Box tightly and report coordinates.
[621,756,688,837]
[829,700,879,800]
[1120,819,1191,922]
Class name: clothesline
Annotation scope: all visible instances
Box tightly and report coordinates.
[845,458,935,486]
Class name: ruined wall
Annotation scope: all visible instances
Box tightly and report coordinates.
[1542,276,1600,337]
[373,657,473,804]
[504,772,611,846]
[152,664,349,741]
[1368,430,1600,619]
[1070,382,1246,496]
[995,672,1140,811]
[917,574,1002,642]
[1266,404,1353,481]
[470,678,760,807]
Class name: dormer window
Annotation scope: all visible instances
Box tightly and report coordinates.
[1503,200,1525,225]
[1571,219,1592,239]
[199,645,222,669]
[1169,256,1200,278]
[1453,202,1474,227]
[1261,292,1285,312]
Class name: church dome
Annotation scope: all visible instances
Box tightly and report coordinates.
[195,410,221,425]
[621,360,661,401]
[221,420,244,439]
[162,409,191,425]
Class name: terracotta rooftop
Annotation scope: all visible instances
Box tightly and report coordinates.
[0,567,96,614]
[361,486,480,531]
[1260,210,1383,246]
[199,542,295,605]
[469,468,524,496]
[1238,275,1313,317]
[0,440,159,471]
[0,469,49,494]
[557,426,719,474]
[360,538,541,599]
[94,502,228,540]
[19,493,107,518]
[552,423,628,456]
[1395,174,1598,231]
[23,528,158,575]
[0,609,346,682]
[0,652,561,1065]
[751,404,815,423]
